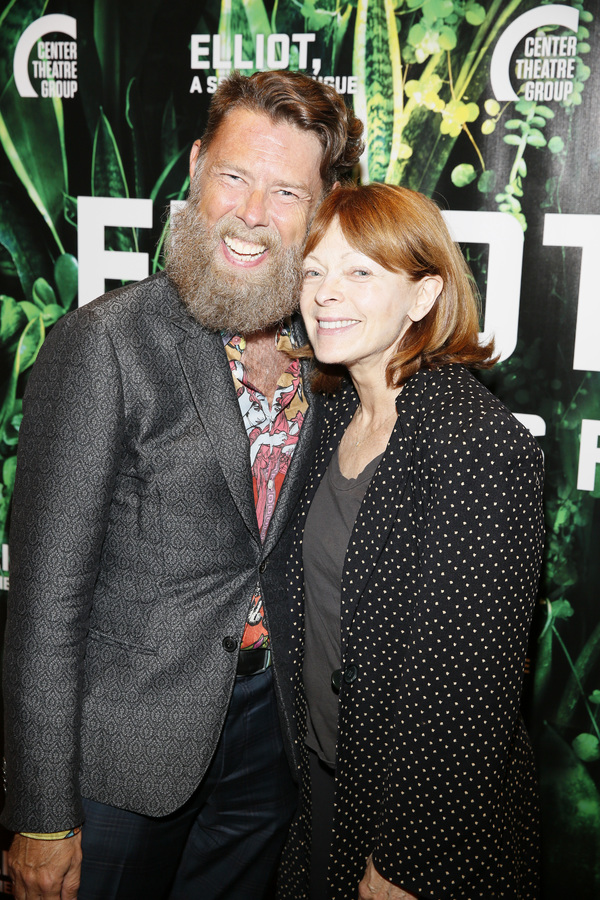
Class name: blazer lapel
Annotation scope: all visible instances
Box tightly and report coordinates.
[340,370,429,645]
[174,319,260,543]
[261,365,319,557]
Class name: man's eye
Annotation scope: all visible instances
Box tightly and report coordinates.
[278,189,298,198]
[353,269,370,277]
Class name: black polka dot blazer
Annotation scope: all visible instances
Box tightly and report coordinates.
[276,364,545,900]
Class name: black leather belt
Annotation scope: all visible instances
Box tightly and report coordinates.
[236,647,272,676]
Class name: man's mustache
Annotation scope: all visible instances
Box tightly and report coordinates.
[207,217,283,253]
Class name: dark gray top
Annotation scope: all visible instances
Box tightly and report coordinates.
[303,447,383,767]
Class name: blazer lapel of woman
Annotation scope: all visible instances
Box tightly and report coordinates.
[340,369,429,647]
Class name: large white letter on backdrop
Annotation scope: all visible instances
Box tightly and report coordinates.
[442,210,524,363]
[577,419,600,492]
[543,213,600,373]
[77,197,152,306]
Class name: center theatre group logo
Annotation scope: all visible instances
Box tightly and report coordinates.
[490,3,580,103]
[13,13,78,99]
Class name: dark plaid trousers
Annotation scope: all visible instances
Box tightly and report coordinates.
[77,667,297,900]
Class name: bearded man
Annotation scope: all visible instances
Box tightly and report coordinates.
[2,70,363,900]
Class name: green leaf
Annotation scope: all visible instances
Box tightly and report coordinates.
[354,0,403,182]
[515,99,536,114]
[451,163,477,187]
[16,315,45,375]
[0,80,67,254]
[503,134,522,146]
[0,183,53,300]
[19,301,44,322]
[0,295,27,344]
[481,119,495,135]
[552,599,575,621]
[465,2,486,26]
[32,278,57,310]
[548,136,565,154]
[477,170,496,194]
[526,132,547,148]
[2,457,17,494]
[41,304,67,327]
[484,98,500,117]
[54,254,78,309]
[92,108,129,199]
[425,0,453,17]
[439,26,457,52]
[589,691,600,706]
[572,734,600,763]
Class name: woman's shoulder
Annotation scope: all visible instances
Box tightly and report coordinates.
[416,365,542,463]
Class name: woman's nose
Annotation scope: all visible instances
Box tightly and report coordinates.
[313,273,343,305]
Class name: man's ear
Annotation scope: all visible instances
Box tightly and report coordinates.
[189,139,202,180]
[407,275,443,323]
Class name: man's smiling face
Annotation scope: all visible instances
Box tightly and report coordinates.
[165,107,326,334]
[192,106,324,273]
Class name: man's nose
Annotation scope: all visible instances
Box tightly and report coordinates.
[236,189,269,228]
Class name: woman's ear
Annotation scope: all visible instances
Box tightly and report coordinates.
[407,275,443,322]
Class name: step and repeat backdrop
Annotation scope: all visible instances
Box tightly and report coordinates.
[0,0,599,895]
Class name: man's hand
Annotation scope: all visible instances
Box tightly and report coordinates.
[8,832,82,900]
[358,855,418,900]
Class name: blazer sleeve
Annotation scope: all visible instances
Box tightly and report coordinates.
[371,415,544,894]
[2,309,125,833]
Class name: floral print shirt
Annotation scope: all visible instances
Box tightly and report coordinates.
[224,324,307,650]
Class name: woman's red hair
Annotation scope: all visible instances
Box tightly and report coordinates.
[300,183,497,391]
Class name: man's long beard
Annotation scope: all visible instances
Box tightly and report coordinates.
[165,177,304,335]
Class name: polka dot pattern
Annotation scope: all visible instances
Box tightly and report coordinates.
[277,365,544,900]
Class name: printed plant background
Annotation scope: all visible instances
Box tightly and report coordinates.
[0,0,599,895]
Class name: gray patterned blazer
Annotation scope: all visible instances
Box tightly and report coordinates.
[2,272,320,833]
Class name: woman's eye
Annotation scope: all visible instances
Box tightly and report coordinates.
[353,269,370,277]
[303,269,321,279]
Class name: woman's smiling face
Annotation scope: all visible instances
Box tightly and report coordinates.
[301,219,437,380]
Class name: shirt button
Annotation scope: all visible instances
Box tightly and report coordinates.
[259,561,267,573]
[343,664,358,684]
[268,479,274,489]
[222,636,238,652]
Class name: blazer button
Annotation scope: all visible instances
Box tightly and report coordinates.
[259,560,267,573]
[343,664,358,684]
[222,636,238,652]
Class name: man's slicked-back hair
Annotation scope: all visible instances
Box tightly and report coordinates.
[199,70,364,189]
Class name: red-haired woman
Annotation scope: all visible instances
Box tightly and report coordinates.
[277,183,544,900]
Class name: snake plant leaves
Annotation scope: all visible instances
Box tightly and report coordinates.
[92,108,129,200]
[0,0,47,97]
[0,80,67,254]
[353,0,401,183]
[91,109,135,253]
[0,184,53,300]
[539,726,600,895]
